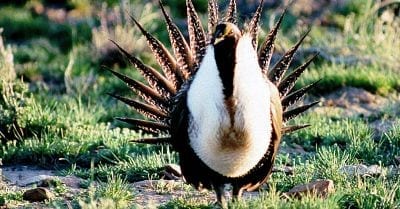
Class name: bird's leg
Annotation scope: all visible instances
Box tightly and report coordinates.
[214,184,227,209]
[232,186,244,202]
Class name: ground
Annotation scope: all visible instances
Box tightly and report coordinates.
[0,0,400,208]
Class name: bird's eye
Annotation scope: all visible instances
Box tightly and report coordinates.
[214,24,227,38]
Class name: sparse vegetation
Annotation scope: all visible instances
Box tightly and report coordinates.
[0,0,399,208]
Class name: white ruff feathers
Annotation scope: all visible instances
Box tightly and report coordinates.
[187,35,272,178]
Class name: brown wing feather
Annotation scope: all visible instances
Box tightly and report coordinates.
[108,93,168,121]
[186,0,206,70]
[282,124,311,134]
[248,0,265,49]
[278,53,319,97]
[208,0,219,37]
[130,15,183,89]
[225,0,237,24]
[111,40,176,97]
[116,117,169,134]
[268,29,311,84]
[106,69,169,111]
[160,2,193,80]
[130,137,171,144]
[258,9,286,75]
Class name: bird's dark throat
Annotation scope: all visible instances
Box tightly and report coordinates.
[214,37,238,100]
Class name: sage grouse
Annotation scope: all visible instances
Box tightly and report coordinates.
[108,0,318,206]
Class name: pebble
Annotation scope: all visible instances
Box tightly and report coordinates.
[23,187,54,202]
[284,179,334,198]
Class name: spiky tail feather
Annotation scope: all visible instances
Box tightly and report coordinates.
[110,2,318,144]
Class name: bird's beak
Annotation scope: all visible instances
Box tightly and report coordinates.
[214,36,225,45]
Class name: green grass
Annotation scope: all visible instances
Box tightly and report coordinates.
[0,6,73,51]
[297,63,400,95]
[0,0,400,208]
[0,191,24,207]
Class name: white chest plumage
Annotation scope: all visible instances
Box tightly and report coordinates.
[187,35,272,178]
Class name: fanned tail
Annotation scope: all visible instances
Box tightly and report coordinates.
[268,29,311,84]
[130,15,183,89]
[106,69,169,111]
[160,1,193,80]
[187,0,206,70]
[283,101,319,122]
[208,0,219,37]
[107,93,168,122]
[109,1,320,145]
[256,7,318,133]
[281,81,320,111]
[278,53,319,97]
[225,0,237,24]
[248,0,265,49]
[259,8,286,75]
[111,40,176,98]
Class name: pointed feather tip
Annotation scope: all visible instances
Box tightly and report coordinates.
[107,92,124,101]
[129,14,147,34]
[296,28,312,46]
[285,0,297,8]
[109,39,120,49]
[225,0,237,24]
[257,0,265,11]
[106,92,115,97]
[159,0,168,16]
[186,0,194,8]
[110,40,133,59]
[105,68,134,86]
[276,7,288,27]
[105,67,121,77]
[283,100,320,121]
[282,124,311,134]
[278,52,319,87]
[282,79,321,108]
[130,137,171,145]
[109,39,127,55]
[116,117,145,124]
[116,117,128,122]
[307,100,320,108]
[249,0,265,27]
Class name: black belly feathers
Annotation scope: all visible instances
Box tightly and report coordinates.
[108,0,319,204]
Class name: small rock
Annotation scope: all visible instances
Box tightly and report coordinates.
[284,179,334,198]
[272,166,294,175]
[59,176,83,188]
[394,156,400,165]
[340,164,383,177]
[388,165,400,177]
[23,187,54,202]
[38,178,52,187]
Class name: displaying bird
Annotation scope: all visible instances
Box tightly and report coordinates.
[108,0,319,207]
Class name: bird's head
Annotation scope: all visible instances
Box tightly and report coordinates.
[210,22,242,99]
[212,22,242,46]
